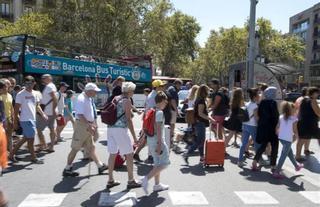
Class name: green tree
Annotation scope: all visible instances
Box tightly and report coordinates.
[0,12,53,37]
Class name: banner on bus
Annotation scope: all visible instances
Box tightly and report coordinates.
[24,54,152,82]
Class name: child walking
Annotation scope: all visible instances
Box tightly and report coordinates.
[273,101,304,179]
[141,91,170,195]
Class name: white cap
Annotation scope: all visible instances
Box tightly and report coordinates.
[84,83,101,92]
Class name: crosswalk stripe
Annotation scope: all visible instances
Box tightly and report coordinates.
[234,191,279,205]
[16,190,320,206]
[168,191,209,205]
[98,192,137,206]
[283,166,320,188]
[299,191,320,204]
[18,193,68,207]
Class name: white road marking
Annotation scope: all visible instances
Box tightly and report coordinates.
[168,191,209,206]
[299,191,320,204]
[235,191,279,205]
[283,166,320,188]
[98,192,137,206]
[18,193,67,207]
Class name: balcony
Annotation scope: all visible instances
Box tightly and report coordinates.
[311,58,320,65]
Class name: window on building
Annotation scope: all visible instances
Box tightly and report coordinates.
[301,31,307,41]
[1,3,10,17]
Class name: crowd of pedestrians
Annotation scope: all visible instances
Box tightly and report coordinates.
[0,74,319,199]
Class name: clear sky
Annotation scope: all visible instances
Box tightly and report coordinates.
[171,0,320,46]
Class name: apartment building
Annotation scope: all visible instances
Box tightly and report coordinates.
[290,2,320,86]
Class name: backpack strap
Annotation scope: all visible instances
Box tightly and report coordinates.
[114,97,127,122]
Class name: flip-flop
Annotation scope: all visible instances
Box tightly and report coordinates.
[106,180,121,189]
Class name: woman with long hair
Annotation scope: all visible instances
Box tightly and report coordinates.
[296,87,320,161]
[224,88,244,151]
[183,84,215,164]
[187,85,199,108]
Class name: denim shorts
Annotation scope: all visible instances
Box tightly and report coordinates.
[20,121,36,138]
[147,136,170,167]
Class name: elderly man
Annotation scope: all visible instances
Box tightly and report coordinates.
[37,74,58,152]
[63,83,107,177]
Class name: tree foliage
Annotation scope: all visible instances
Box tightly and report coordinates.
[183,18,305,83]
[0,12,53,37]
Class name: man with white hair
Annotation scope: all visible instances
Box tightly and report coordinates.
[106,82,141,189]
[36,74,58,152]
[63,83,107,177]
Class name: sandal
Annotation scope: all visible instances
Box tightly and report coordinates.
[106,180,121,189]
[127,180,141,189]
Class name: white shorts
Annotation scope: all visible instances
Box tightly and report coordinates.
[107,127,134,155]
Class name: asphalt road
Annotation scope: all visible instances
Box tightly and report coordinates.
[0,115,319,207]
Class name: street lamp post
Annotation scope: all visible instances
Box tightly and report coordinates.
[247,0,258,89]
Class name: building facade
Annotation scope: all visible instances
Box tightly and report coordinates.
[290,3,320,86]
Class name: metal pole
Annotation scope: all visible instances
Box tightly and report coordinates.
[247,0,258,89]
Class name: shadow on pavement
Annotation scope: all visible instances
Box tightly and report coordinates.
[180,163,224,176]
[303,155,320,174]
[53,176,95,193]
[4,162,33,174]
[136,192,166,207]
[239,167,305,192]
[136,163,153,176]
[80,189,104,207]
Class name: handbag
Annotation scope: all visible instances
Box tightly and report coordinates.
[56,114,65,126]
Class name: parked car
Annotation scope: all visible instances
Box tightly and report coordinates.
[177,90,189,122]
[284,92,301,103]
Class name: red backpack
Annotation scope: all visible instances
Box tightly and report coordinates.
[143,109,156,137]
[101,98,125,125]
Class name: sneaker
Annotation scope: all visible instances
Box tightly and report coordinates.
[145,155,154,164]
[133,154,142,162]
[295,163,304,172]
[31,159,44,164]
[141,176,149,195]
[272,171,285,179]
[199,156,204,163]
[153,183,169,192]
[98,164,108,174]
[63,168,79,177]
[237,161,245,168]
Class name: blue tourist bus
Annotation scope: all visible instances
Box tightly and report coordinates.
[0,34,153,108]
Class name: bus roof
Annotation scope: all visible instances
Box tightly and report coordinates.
[152,76,192,82]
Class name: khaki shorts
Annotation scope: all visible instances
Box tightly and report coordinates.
[71,120,95,151]
[37,115,56,131]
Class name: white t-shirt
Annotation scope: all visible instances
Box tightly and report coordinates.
[56,91,65,115]
[15,89,40,121]
[243,101,258,126]
[146,90,157,111]
[152,110,165,141]
[278,115,298,142]
[74,92,95,122]
[41,82,57,116]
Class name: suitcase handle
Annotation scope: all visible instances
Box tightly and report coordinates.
[209,122,219,141]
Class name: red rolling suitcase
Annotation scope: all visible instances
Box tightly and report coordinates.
[203,124,225,167]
